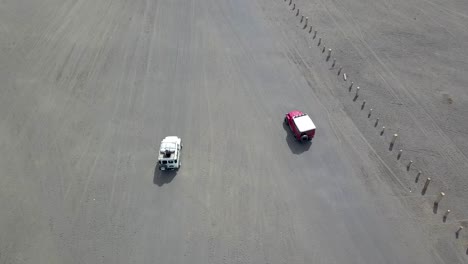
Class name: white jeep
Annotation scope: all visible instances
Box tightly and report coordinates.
[158,136,182,171]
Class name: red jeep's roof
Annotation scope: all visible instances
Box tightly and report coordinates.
[294,115,316,132]
[287,110,316,132]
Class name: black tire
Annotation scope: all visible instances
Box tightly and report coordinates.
[284,117,288,124]
[301,135,309,142]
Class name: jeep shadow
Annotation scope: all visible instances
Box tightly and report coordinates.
[153,166,177,186]
[283,121,312,154]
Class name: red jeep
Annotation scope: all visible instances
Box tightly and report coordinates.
[284,110,316,142]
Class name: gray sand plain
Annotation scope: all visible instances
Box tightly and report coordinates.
[1,0,467,263]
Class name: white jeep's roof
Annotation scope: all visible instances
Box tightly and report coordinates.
[160,142,177,151]
[293,115,316,132]
[160,136,180,152]
[162,136,180,143]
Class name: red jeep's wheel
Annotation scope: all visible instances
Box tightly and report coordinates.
[301,135,309,142]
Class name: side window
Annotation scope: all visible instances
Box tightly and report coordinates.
[174,159,177,163]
